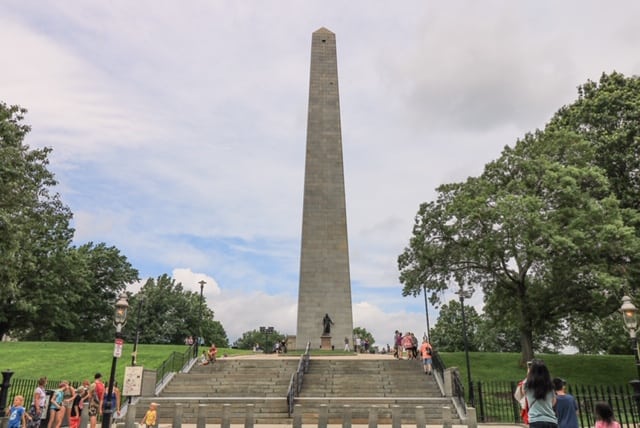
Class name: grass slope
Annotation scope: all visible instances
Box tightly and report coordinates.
[0,342,251,382]
[441,352,637,386]
[0,343,636,387]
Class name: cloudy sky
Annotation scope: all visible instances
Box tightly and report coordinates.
[2,1,640,346]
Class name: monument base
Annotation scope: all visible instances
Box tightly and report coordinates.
[320,335,332,349]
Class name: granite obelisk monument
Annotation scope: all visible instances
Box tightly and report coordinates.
[296,28,354,350]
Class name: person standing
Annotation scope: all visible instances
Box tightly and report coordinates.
[88,373,105,428]
[60,381,76,428]
[517,360,557,428]
[140,402,158,428]
[514,361,532,424]
[343,337,350,351]
[553,378,578,428]
[393,331,402,359]
[594,402,621,428]
[28,377,47,428]
[6,395,30,428]
[47,383,65,428]
[102,381,121,423]
[411,333,419,359]
[401,332,413,360]
[419,338,433,375]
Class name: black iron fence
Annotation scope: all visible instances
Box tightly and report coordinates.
[155,343,197,388]
[3,343,198,409]
[472,380,640,428]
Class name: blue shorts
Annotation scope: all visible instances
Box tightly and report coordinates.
[422,357,432,365]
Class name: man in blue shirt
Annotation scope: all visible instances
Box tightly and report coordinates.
[553,378,579,428]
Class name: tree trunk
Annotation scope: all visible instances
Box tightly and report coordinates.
[520,330,534,366]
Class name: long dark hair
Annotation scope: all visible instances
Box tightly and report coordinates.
[525,359,554,400]
[595,402,615,423]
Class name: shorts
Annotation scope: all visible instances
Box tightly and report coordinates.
[422,357,432,365]
[89,402,100,417]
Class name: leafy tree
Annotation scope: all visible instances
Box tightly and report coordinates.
[474,314,520,353]
[233,328,285,351]
[126,275,228,347]
[549,72,640,214]
[0,102,75,338]
[568,311,630,355]
[17,242,139,341]
[399,129,640,364]
[353,326,375,347]
[429,299,480,352]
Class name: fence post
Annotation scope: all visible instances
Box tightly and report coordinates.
[319,404,329,428]
[196,404,207,428]
[123,402,135,428]
[245,404,254,428]
[442,405,452,428]
[391,405,401,428]
[368,405,378,428]
[466,407,478,428]
[415,405,426,428]
[293,404,302,428]
[221,403,231,428]
[342,405,352,428]
[443,369,455,396]
[172,403,183,428]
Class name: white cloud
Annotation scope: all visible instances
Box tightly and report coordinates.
[2,1,640,349]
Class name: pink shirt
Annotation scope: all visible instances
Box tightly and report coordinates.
[595,421,621,428]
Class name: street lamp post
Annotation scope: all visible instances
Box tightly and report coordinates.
[197,280,206,357]
[131,296,144,367]
[102,293,129,428]
[128,295,144,405]
[457,287,474,407]
[423,284,431,341]
[620,295,640,419]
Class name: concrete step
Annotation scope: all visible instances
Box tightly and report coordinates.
[146,357,462,424]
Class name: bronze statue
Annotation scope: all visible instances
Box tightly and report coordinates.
[322,313,334,334]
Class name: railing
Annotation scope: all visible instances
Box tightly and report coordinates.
[286,341,311,416]
[471,380,640,428]
[155,343,197,388]
[3,345,199,409]
[432,350,467,414]
[3,378,81,406]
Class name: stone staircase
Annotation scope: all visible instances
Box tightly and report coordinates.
[136,358,300,424]
[296,358,459,424]
[133,356,462,425]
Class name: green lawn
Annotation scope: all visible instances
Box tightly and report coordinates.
[0,342,253,383]
[440,351,638,386]
[1,342,637,388]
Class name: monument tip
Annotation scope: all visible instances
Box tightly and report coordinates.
[314,27,334,35]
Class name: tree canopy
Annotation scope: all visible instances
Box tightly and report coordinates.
[1,102,229,344]
[1,102,73,338]
[399,81,640,363]
[353,326,375,347]
[124,274,228,347]
[233,328,285,351]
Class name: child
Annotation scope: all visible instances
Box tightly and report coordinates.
[595,402,621,428]
[140,402,158,428]
[69,385,85,428]
[6,395,30,428]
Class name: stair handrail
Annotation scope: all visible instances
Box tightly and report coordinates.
[155,342,198,389]
[286,341,311,416]
[432,350,467,414]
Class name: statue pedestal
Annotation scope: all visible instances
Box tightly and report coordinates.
[320,335,332,349]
